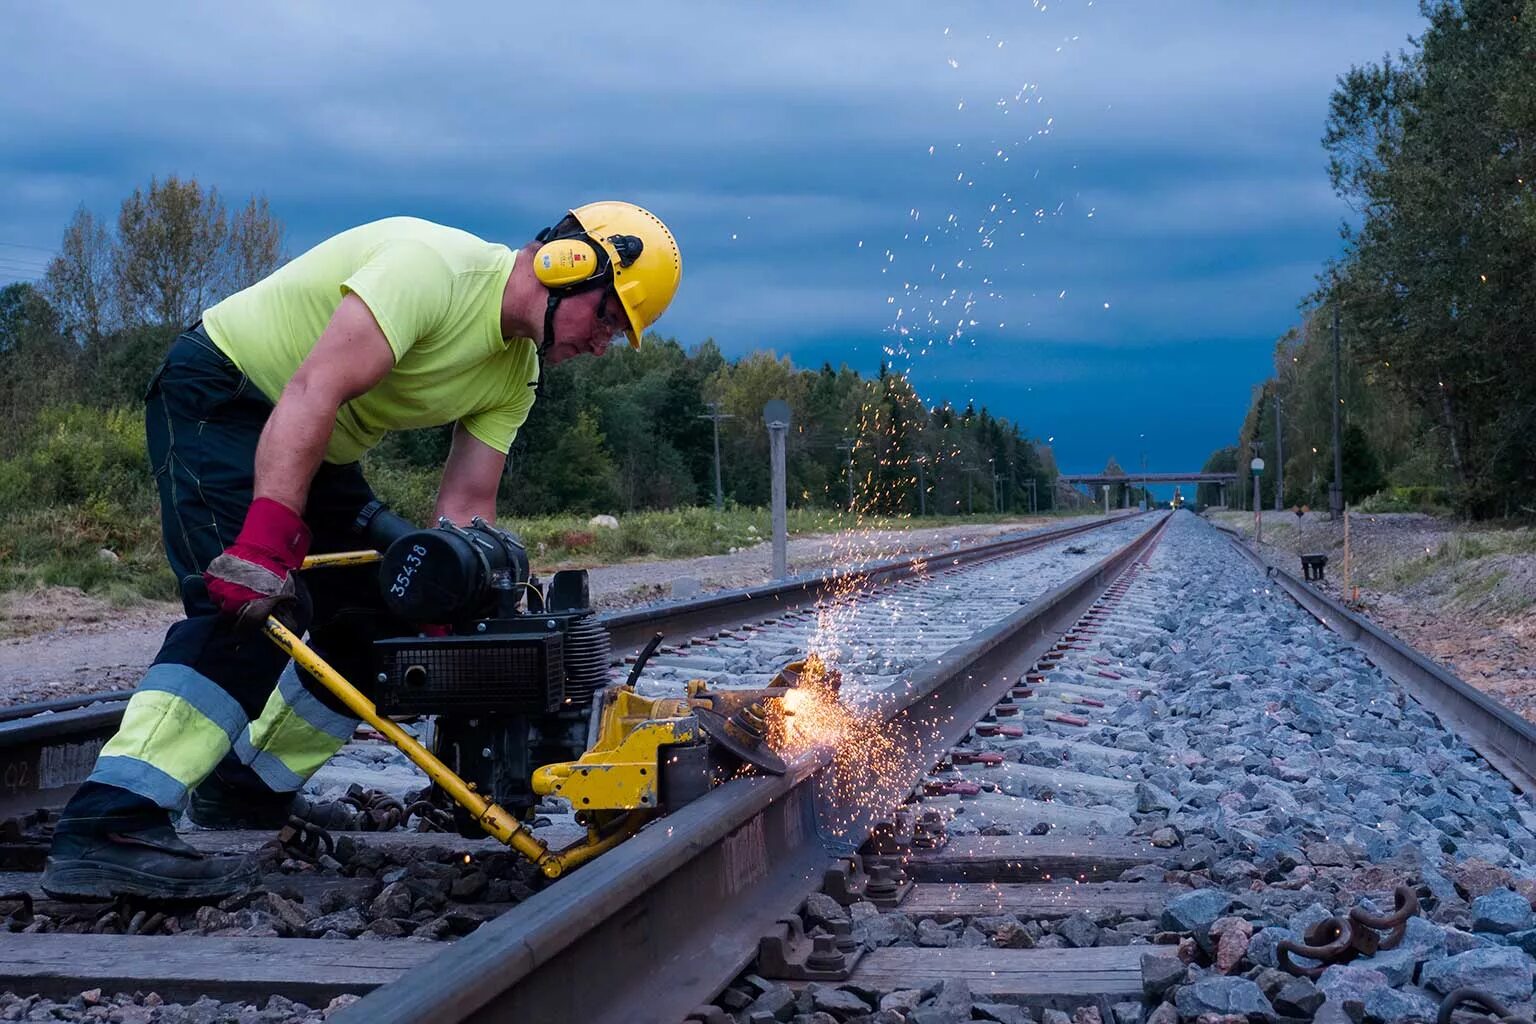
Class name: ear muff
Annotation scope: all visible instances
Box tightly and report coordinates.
[533,238,603,288]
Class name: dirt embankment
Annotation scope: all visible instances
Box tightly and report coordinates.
[0,517,1062,706]
[1211,509,1536,720]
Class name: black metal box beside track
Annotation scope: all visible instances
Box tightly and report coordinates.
[375,630,565,715]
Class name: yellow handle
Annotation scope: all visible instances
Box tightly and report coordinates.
[299,551,383,570]
[261,616,553,870]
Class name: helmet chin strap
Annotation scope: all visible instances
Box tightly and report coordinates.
[535,292,562,400]
[541,292,561,361]
[534,275,611,400]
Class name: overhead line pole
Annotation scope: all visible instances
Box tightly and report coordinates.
[1273,394,1285,513]
[763,401,791,579]
[696,402,734,513]
[835,439,856,511]
[1330,303,1345,520]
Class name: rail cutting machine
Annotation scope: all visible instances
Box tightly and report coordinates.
[263,512,792,879]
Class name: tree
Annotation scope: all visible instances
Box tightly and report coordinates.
[1318,0,1536,514]
[0,283,75,448]
[1102,456,1128,508]
[114,176,283,329]
[542,410,618,513]
[43,207,116,345]
[35,176,288,414]
[1339,423,1385,504]
[1197,447,1237,508]
[227,196,285,297]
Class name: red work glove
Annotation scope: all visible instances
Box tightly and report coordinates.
[204,497,311,629]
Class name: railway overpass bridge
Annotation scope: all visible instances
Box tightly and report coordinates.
[1059,471,1241,508]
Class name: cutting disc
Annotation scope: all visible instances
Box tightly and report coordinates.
[693,705,788,776]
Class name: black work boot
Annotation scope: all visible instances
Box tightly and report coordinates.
[41,825,258,901]
[187,770,306,831]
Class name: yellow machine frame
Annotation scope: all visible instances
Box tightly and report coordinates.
[265,551,787,878]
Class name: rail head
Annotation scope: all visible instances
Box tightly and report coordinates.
[599,511,1142,654]
[1213,520,1536,793]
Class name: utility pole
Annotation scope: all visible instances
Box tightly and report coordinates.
[1026,478,1037,514]
[696,402,734,512]
[1330,303,1344,520]
[763,400,790,579]
[1273,394,1285,513]
[1250,444,1265,545]
[1139,436,1147,511]
[835,439,856,511]
[989,459,998,512]
[916,457,927,516]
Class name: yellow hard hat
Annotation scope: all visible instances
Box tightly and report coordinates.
[570,201,681,349]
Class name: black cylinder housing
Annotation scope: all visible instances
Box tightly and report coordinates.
[378,523,530,623]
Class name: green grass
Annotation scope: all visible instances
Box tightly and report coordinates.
[0,434,1071,603]
[1452,569,1506,604]
[0,505,177,604]
[0,404,1084,606]
[0,504,1061,603]
[509,506,1064,567]
[1389,531,1536,584]
[1355,486,1454,515]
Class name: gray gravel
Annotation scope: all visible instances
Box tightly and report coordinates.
[633,514,1157,703]
[709,510,1536,1023]
[0,991,358,1023]
[917,510,1536,1021]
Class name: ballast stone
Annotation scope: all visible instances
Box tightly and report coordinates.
[1173,977,1274,1018]
[1420,946,1535,999]
[806,984,871,1017]
[1271,976,1324,1017]
[1471,887,1534,935]
[1316,963,1389,1015]
[1158,888,1231,934]
[1361,986,1439,1024]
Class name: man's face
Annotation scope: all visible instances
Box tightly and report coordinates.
[543,288,629,364]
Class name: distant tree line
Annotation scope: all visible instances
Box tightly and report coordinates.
[1,175,1062,519]
[1211,1,1536,518]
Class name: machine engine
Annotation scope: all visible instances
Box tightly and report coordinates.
[368,518,624,835]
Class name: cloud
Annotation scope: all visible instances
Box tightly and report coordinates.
[0,0,1425,474]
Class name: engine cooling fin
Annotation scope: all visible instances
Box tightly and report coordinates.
[562,613,612,704]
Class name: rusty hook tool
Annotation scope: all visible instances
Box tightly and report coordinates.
[1437,987,1535,1024]
[1278,884,1420,977]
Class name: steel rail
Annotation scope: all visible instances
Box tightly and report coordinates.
[1216,522,1536,793]
[0,693,136,817]
[335,512,1172,1024]
[0,514,1135,815]
[600,511,1138,657]
[0,691,134,724]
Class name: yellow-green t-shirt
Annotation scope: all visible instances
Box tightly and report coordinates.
[202,216,539,464]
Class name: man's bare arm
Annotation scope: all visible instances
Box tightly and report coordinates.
[253,293,397,513]
[435,424,506,526]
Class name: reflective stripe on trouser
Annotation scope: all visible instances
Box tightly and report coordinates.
[88,663,249,810]
[232,663,360,792]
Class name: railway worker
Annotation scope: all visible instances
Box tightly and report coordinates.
[41,204,682,900]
